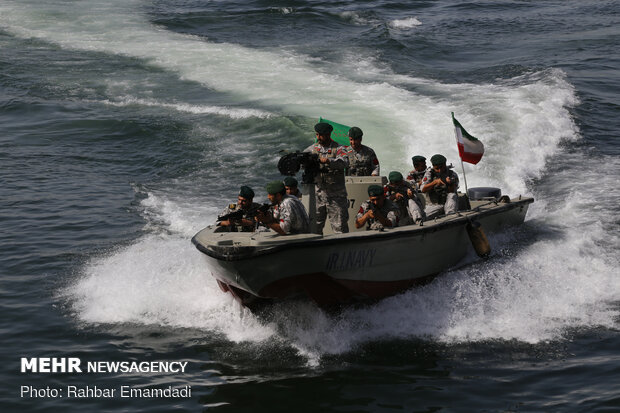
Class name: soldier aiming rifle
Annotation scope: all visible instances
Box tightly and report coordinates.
[355,185,399,230]
[216,186,269,232]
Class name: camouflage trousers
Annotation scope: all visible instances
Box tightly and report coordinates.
[315,190,349,234]
[395,198,425,226]
[424,193,458,218]
[408,197,425,222]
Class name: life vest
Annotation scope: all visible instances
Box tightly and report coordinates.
[347,146,374,176]
[309,143,344,186]
[428,171,449,205]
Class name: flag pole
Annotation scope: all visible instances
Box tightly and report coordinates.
[452,112,469,196]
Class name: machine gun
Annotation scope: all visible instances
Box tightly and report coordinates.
[277,150,322,234]
[277,151,321,184]
[216,203,271,223]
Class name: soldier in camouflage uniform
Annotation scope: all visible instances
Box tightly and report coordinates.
[216,185,261,232]
[303,122,350,234]
[283,176,302,200]
[385,171,425,225]
[420,154,459,217]
[406,155,428,190]
[256,181,310,235]
[355,185,399,230]
[345,126,380,176]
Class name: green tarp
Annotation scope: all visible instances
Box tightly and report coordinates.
[318,117,351,146]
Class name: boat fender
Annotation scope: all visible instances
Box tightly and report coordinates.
[466,221,491,258]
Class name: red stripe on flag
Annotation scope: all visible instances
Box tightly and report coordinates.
[457,142,483,164]
[453,114,484,165]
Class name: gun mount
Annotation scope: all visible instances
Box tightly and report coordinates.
[277,152,321,184]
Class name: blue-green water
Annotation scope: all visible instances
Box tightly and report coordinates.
[1,1,619,411]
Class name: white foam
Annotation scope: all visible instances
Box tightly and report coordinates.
[138,190,217,237]
[101,97,272,119]
[390,17,422,29]
[65,235,276,343]
[338,11,371,25]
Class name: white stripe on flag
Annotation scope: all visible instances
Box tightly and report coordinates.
[455,125,484,164]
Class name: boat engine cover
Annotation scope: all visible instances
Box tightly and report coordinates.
[468,187,502,200]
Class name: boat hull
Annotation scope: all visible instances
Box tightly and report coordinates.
[193,196,533,309]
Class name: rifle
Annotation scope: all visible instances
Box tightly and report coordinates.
[217,203,271,223]
[386,185,409,206]
[366,201,390,231]
[430,164,456,189]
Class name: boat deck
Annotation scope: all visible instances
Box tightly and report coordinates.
[193,196,533,254]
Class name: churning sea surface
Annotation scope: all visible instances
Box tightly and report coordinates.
[1,0,619,411]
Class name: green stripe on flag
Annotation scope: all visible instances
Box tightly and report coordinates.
[319,117,351,146]
[451,112,479,142]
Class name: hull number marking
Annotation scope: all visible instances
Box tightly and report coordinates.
[325,248,377,271]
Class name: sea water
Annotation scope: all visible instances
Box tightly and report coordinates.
[1,1,619,411]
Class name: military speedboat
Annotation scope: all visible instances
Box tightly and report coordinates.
[192,154,533,311]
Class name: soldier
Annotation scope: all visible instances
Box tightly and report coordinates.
[283,176,302,200]
[345,126,380,176]
[385,171,425,225]
[303,122,350,234]
[420,154,460,217]
[355,185,399,230]
[216,185,261,232]
[406,155,428,189]
[256,180,310,235]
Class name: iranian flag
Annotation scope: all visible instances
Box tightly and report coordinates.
[452,112,484,164]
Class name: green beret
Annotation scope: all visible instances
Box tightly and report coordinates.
[314,122,333,136]
[239,185,254,199]
[411,155,426,164]
[265,180,286,195]
[348,126,363,140]
[368,185,384,197]
[388,171,403,183]
[430,154,447,165]
[283,176,298,187]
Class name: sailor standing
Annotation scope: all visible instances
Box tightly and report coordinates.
[345,126,380,176]
[303,122,350,234]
